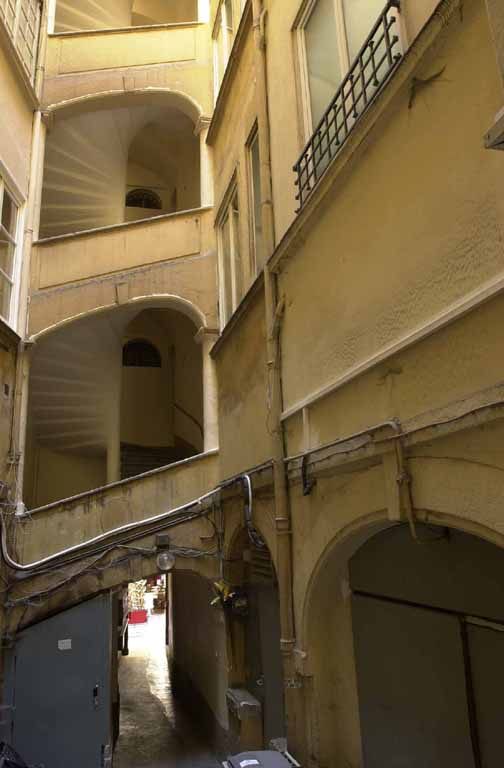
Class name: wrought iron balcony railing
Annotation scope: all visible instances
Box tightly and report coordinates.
[294,0,402,211]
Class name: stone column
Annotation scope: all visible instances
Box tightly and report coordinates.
[106,343,122,484]
[195,327,219,452]
[194,116,213,208]
[197,0,210,23]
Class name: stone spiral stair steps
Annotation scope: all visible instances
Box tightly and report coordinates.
[54,0,133,32]
[40,105,195,239]
[29,320,121,455]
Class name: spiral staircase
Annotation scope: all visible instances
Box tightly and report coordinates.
[54,0,133,32]
[40,104,197,238]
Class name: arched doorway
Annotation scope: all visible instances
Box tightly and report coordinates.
[349,523,504,767]
[120,309,203,478]
[24,301,204,507]
[226,528,285,749]
[39,99,201,238]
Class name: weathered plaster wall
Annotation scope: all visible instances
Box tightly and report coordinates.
[284,292,504,456]
[289,413,504,764]
[43,26,213,114]
[34,211,210,289]
[17,449,219,561]
[172,570,230,730]
[210,14,259,297]
[29,446,106,508]
[279,1,504,422]
[266,0,491,243]
[29,227,218,339]
[214,293,271,480]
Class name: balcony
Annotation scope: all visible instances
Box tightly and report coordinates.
[18,448,219,564]
[46,21,206,77]
[33,207,213,289]
[294,0,403,210]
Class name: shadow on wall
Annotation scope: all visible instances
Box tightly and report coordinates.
[54,0,199,33]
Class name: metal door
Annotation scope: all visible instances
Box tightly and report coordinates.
[352,594,475,768]
[4,593,113,768]
[246,584,285,746]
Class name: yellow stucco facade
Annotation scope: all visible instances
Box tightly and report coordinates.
[1,0,504,763]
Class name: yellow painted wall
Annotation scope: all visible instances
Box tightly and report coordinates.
[266,0,463,243]
[214,290,270,479]
[278,1,504,425]
[172,571,230,730]
[43,25,213,115]
[30,445,106,508]
[35,210,207,288]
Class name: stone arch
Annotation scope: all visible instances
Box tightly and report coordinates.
[29,294,208,344]
[45,88,205,127]
[300,493,504,768]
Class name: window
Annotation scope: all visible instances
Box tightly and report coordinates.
[125,188,162,210]
[0,181,19,325]
[123,340,161,368]
[213,0,239,101]
[247,128,264,273]
[294,0,402,208]
[299,0,389,129]
[0,0,41,80]
[217,184,242,326]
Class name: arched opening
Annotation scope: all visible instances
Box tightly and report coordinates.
[39,101,201,238]
[24,302,204,508]
[125,115,200,222]
[122,338,162,367]
[306,522,504,768]
[54,0,199,33]
[119,309,202,480]
[125,189,162,212]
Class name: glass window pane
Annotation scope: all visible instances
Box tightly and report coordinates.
[225,0,233,30]
[217,26,226,85]
[305,0,342,126]
[343,0,385,62]
[0,242,14,279]
[250,135,264,271]
[0,274,12,321]
[221,213,233,322]
[231,194,241,302]
[2,190,17,238]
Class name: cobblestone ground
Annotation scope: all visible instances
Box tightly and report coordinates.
[114,613,221,768]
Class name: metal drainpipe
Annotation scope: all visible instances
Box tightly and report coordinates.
[252,0,297,722]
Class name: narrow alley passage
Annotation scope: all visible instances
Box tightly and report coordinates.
[114,612,221,768]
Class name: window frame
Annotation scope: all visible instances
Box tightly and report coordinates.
[296,0,406,141]
[0,175,23,331]
[246,123,264,276]
[212,0,246,103]
[0,0,42,80]
[296,0,354,140]
[216,176,242,328]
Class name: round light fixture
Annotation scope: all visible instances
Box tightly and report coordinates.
[156,551,176,572]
